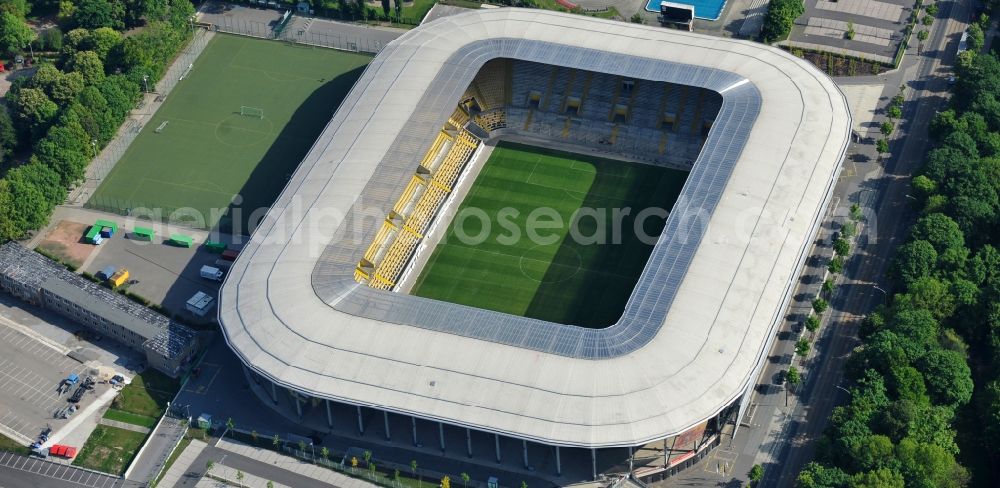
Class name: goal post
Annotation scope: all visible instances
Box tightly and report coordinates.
[240,106,264,119]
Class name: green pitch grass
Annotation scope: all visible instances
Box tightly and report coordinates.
[411,142,688,328]
[89,34,370,232]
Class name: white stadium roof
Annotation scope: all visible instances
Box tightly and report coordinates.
[219,8,851,448]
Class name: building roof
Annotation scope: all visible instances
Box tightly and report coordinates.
[218,8,851,448]
[0,242,196,361]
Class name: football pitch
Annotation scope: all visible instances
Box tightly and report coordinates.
[411,142,688,328]
[89,34,370,232]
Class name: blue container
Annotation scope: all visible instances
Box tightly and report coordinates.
[100,227,113,238]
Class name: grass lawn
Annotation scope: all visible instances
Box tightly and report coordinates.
[72,425,148,475]
[89,34,370,232]
[112,369,180,419]
[0,435,29,455]
[411,142,687,328]
[103,409,157,428]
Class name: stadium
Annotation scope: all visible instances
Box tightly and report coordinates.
[218,8,851,483]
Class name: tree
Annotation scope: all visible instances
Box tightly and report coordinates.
[760,0,805,43]
[0,0,30,18]
[796,338,811,357]
[796,462,850,488]
[0,106,16,163]
[841,221,856,238]
[520,482,528,488]
[887,105,902,119]
[876,138,890,156]
[370,461,377,480]
[846,21,855,40]
[917,349,973,407]
[812,297,829,314]
[829,256,845,274]
[394,469,401,487]
[849,468,904,488]
[381,0,390,18]
[395,0,402,19]
[297,439,306,453]
[72,0,124,29]
[225,417,235,434]
[37,27,63,51]
[12,87,58,141]
[410,459,419,484]
[320,446,329,461]
[4,161,63,232]
[267,481,274,488]
[250,429,258,444]
[917,29,929,42]
[363,449,372,467]
[822,278,835,296]
[34,122,92,186]
[909,213,964,253]
[895,438,968,487]
[68,50,105,85]
[630,13,643,23]
[850,203,864,221]
[805,314,821,333]
[880,121,895,136]
[0,11,34,57]
[236,469,244,487]
[833,237,851,256]
[441,475,450,488]
[922,15,934,26]
[892,240,937,285]
[787,366,801,386]
[351,456,358,473]
[967,24,985,53]
[205,459,214,472]
[460,472,470,488]
[749,464,764,484]
[272,434,281,449]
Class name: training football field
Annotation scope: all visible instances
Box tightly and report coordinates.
[411,142,689,328]
[89,34,370,232]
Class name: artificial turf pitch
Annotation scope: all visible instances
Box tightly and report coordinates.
[411,142,688,328]
[89,34,370,231]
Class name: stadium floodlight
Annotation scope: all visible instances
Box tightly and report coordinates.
[240,106,264,119]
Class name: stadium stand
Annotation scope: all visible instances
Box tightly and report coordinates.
[355,58,724,289]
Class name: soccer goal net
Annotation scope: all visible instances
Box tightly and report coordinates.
[240,106,264,119]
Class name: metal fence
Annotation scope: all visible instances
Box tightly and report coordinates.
[211,13,386,54]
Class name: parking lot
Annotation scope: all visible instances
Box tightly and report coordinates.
[0,327,97,443]
[82,230,223,321]
[0,451,123,487]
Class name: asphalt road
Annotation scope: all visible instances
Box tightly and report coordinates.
[170,444,345,488]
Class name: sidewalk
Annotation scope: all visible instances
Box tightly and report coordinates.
[98,418,151,434]
[205,463,293,488]
[158,438,210,487]
[215,438,376,488]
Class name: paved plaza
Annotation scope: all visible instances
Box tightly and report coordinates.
[787,0,917,64]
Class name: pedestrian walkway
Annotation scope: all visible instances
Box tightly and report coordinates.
[204,463,293,488]
[126,415,188,483]
[215,438,375,488]
[99,418,151,434]
[157,438,209,487]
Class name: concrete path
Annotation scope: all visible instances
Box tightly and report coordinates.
[125,416,187,484]
[215,438,375,488]
[157,439,209,487]
[205,463,294,488]
[98,418,151,435]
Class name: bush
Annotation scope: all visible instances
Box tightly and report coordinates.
[828,256,845,274]
[833,237,851,256]
[760,0,805,43]
[812,297,829,314]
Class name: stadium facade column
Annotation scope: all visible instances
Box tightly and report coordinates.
[466,428,472,457]
[356,406,365,434]
[412,417,419,446]
[555,446,561,476]
[439,423,446,452]
[326,400,333,428]
[270,380,278,404]
[495,434,502,462]
[591,448,597,480]
[384,411,391,441]
[522,440,529,468]
[295,394,302,418]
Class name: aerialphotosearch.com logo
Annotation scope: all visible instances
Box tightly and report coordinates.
[120,192,876,258]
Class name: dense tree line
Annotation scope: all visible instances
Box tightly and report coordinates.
[796,46,1000,488]
[760,0,804,43]
[0,0,195,241]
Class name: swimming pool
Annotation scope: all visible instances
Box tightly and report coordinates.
[644,0,727,21]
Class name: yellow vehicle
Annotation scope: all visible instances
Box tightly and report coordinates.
[108,268,129,288]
